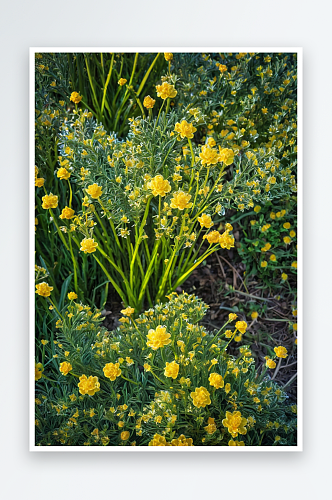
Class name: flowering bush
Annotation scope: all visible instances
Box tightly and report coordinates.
[35,292,297,446]
[35,51,298,447]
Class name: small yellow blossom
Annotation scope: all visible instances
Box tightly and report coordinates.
[35,362,44,381]
[164,361,180,379]
[70,91,82,104]
[143,95,156,108]
[222,411,247,438]
[235,321,247,334]
[118,78,127,86]
[68,292,78,300]
[35,282,53,297]
[218,147,234,165]
[42,194,58,210]
[147,175,171,197]
[204,417,217,435]
[209,372,224,389]
[197,213,213,228]
[274,346,288,358]
[204,230,221,244]
[86,183,102,199]
[59,361,72,376]
[121,307,135,316]
[57,167,71,180]
[190,387,211,408]
[156,82,177,100]
[78,375,100,396]
[103,362,122,381]
[164,53,173,61]
[121,431,130,441]
[199,145,219,166]
[228,440,245,446]
[148,434,171,446]
[60,206,75,220]
[146,326,171,350]
[35,177,45,187]
[266,358,276,369]
[170,191,192,210]
[174,120,197,139]
[80,238,98,253]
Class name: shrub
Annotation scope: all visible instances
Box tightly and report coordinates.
[35,292,297,447]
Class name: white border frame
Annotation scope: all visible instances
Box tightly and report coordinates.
[30,47,302,452]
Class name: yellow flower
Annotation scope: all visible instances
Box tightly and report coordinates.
[156,82,177,100]
[67,292,78,300]
[59,361,72,376]
[217,63,227,73]
[78,375,100,396]
[292,261,297,269]
[59,206,75,219]
[35,177,45,187]
[228,440,245,446]
[219,230,235,249]
[204,230,221,244]
[146,326,171,350]
[103,362,122,381]
[147,175,171,197]
[289,230,296,238]
[174,120,197,139]
[266,358,276,369]
[148,434,171,446]
[190,387,211,408]
[80,238,98,253]
[251,311,258,319]
[57,167,71,180]
[197,213,213,229]
[121,431,130,441]
[209,372,224,389]
[170,191,192,210]
[86,183,102,199]
[261,260,268,268]
[262,108,268,114]
[35,282,53,297]
[199,145,219,166]
[143,363,151,372]
[121,307,135,316]
[222,411,247,438]
[143,95,156,109]
[274,346,288,358]
[254,205,261,213]
[204,417,217,435]
[118,78,127,86]
[42,194,58,209]
[284,236,291,244]
[270,254,277,262]
[261,243,271,252]
[171,435,194,446]
[164,53,173,61]
[218,147,234,165]
[283,222,291,229]
[35,362,44,381]
[235,321,247,334]
[164,360,179,379]
[281,273,288,280]
[70,91,82,104]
